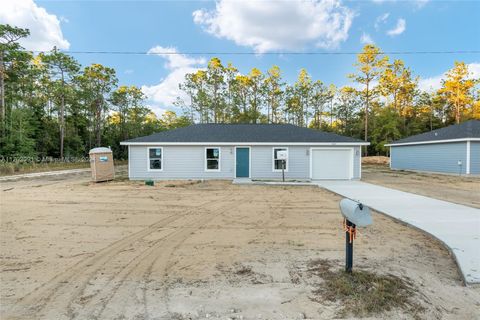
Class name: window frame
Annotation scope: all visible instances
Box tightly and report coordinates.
[272,147,289,172]
[147,147,163,171]
[205,147,221,172]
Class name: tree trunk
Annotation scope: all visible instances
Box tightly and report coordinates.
[267,95,271,123]
[430,104,433,131]
[60,71,65,159]
[364,84,369,156]
[455,101,460,124]
[0,51,5,137]
[304,100,308,128]
[330,99,333,127]
[319,104,324,130]
[189,96,194,123]
[95,98,102,146]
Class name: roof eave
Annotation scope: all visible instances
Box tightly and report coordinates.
[120,141,370,146]
[385,137,480,147]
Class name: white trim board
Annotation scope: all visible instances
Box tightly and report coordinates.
[385,138,480,147]
[466,141,471,175]
[121,141,369,146]
[358,146,362,179]
[389,146,392,169]
[128,146,131,179]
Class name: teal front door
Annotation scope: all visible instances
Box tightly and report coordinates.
[236,147,250,178]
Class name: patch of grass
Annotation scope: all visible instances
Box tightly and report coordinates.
[113,174,129,182]
[252,179,310,183]
[0,161,89,176]
[233,264,253,276]
[287,240,305,247]
[0,160,127,176]
[216,262,272,285]
[308,259,424,318]
[164,180,202,188]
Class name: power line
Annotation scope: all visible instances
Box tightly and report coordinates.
[28,50,480,56]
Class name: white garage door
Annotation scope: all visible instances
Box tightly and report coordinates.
[311,149,352,180]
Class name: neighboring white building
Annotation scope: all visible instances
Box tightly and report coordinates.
[120,124,369,180]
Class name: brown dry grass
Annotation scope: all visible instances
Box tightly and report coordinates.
[362,164,480,208]
[362,156,390,165]
[164,180,203,188]
[0,160,128,176]
[308,259,424,318]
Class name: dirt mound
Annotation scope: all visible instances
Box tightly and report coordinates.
[362,156,390,165]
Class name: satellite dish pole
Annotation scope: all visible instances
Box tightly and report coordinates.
[345,219,356,273]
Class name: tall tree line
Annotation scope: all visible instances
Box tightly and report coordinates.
[0,24,191,159]
[1,24,479,159]
[177,45,479,155]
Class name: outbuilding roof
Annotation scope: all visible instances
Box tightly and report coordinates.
[386,120,480,146]
[120,123,368,145]
[89,147,112,154]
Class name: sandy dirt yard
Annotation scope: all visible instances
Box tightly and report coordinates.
[1,172,479,320]
[362,165,480,209]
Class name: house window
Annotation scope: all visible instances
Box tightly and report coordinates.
[149,147,163,170]
[205,147,220,171]
[273,147,288,171]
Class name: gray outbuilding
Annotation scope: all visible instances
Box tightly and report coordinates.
[120,124,369,181]
[386,120,480,175]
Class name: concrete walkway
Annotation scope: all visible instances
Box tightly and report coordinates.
[233,178,313,186]
[316,180,480,285]
[0,168,90,182]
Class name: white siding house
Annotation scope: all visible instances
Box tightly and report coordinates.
[121,124,368,181]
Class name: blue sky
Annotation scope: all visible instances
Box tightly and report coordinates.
[1,0,479,115]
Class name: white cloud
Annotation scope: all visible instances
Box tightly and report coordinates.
[360,32,374,44]
[0,0,70,51]
[372,0,429,8]
[142,46,206,116]
[387,18,406,36]
[145,104,168,117]
[349,79,379,91]
[193,0,354,53]
[414,0,429,9]
[418,62,480,92]
[469,63,480,79]
[147,46,205,69]
[374,12,390,30]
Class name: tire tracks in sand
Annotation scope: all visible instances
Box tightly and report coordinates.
[6,193,238,320]
[73,193,242,320]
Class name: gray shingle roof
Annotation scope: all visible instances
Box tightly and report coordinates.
[121,124,366,144]
[388,120,480,145]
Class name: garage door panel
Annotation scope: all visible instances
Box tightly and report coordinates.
[312,149,352,180]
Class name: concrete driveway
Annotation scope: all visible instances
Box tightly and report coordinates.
[316,180,480,285]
